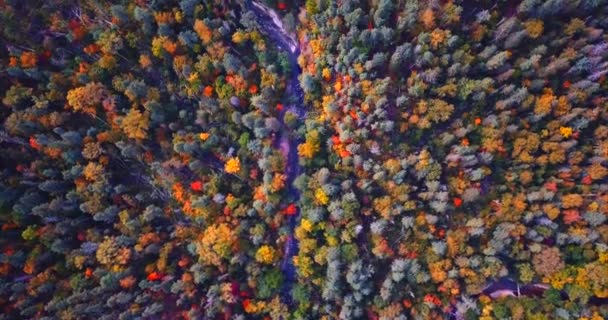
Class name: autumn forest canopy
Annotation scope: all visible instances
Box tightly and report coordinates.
[1,0,608,319]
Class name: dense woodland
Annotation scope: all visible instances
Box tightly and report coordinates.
[1,0,608,319]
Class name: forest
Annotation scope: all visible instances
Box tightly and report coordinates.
[1,0,608,319]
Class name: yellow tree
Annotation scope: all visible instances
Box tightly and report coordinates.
[121,108,149,140]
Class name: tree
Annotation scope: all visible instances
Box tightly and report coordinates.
[66,82,108,114]
[121,108,149,140]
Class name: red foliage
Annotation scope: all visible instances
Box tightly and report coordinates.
[204,86,214,97]
[331,135,341,145]
[3,247,14,256]
[545,181,558,192]
[582,175,592,185]
[366,310,379,320]
[277,2,286,10]
[231,281,240,296]
[563,209,581,224]
[453,197,462,207]
[339,149,351,158]
[249,168,259,180]
[39,50,52,62]
[437,228,445,239]
[147,271,163,281]
[248,84,258,94]
[276,103,283,111]
[424,293,442,306]
[403,299,413,308]
[178,256,190,268]
[85,268,93,278]
[284,203,297,215]
[68,19,86,41]
[190,180,203,191]
[1,223,18,231]
[29,136,40,150]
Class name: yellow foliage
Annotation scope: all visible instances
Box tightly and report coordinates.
[373,196,392,219]
[580,262,608,298]
[255,245,276,264]
[293,255,313,277]
[98,54,117,69]
[565,18,585,36]
[315,188,329,205]
[555,95,571,116]
[322,67,331,81]
[588,163,607,180]
[232,31,248,44]
[225,157,241,174]
[121,108,149,140]
[524,19,544,39]
[430,29,448,48]
[321,95,334,115]
[151,36,167,57]
[260,68,277,89]
[83,162,104,181]
[309,39,323,58]
[562,194,583,209]
[300,218,313,232]
[297,141,318,158]
[543,203,560,220]
[299,238,316,255]
[429,260,450,283]
[297,130,321,158]
[313,246,329,264]
[243,299,267,314]
[173,9,183,23]
[326,234,338,247]
[560,126,573,138]
[66,82,107,114]
[534,88,555,115]
[360,80,373,96]
[198,223,237,267]
[353,63,364,74]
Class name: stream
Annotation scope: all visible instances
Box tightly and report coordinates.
[247,0,305,305]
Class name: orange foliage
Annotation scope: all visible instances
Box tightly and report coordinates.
[194,20,212,44]
[204,85,214,97]
[120,275,136,289]
[84,44,100,55]
[20,51,38,68]
[420,9,435,29]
